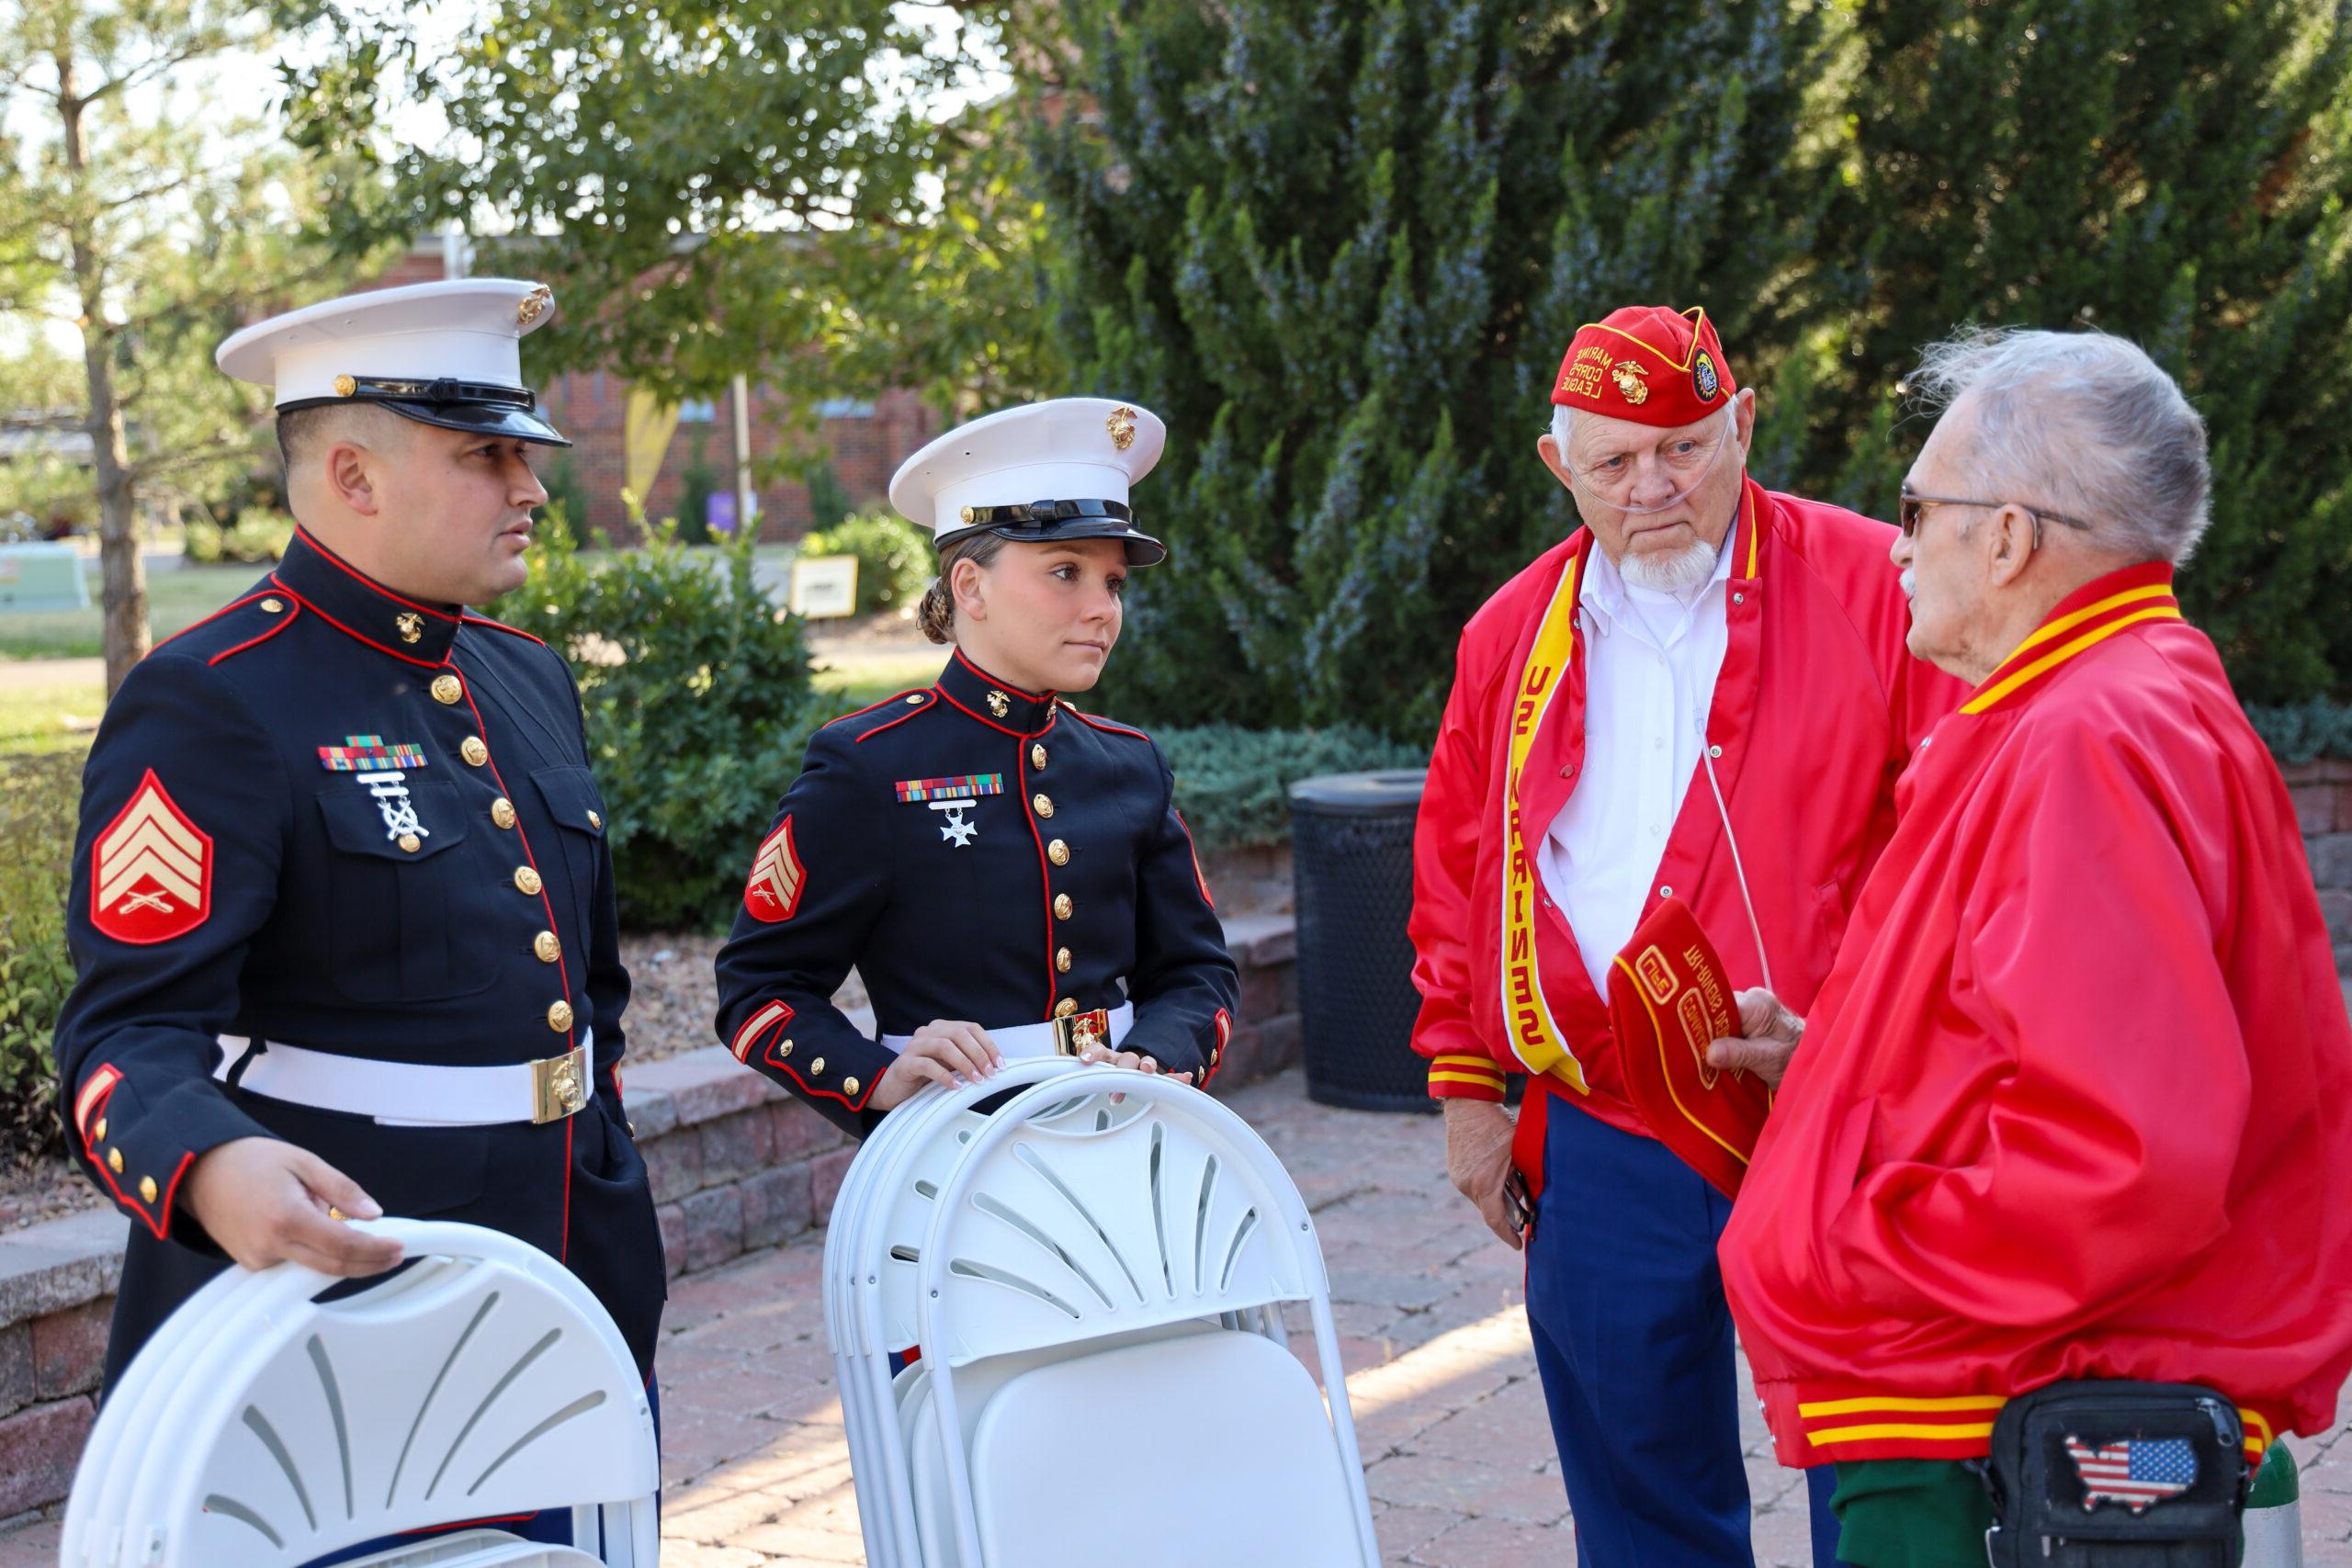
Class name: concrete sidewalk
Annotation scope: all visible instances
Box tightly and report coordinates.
[6,1069,2347,1565]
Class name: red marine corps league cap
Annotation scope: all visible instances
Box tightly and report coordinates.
[1553,305,1738,429]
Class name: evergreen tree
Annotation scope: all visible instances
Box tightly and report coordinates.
[1785,0,2352,703]
[1034,0,1830,737]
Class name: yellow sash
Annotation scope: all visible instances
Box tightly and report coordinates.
[1500,546,1590,1093]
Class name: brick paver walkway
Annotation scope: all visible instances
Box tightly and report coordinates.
[5,1068,2347,1565]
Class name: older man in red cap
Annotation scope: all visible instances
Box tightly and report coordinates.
[1408,305,1962,1564]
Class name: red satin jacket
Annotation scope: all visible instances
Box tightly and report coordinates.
[1721,563,2352,1466]
[1408,478,1961,1180]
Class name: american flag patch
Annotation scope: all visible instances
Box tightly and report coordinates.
[319,735,428,772]
[894,773,1003,804]
[2066,1435,2196,1514]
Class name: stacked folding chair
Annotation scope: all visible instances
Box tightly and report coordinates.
[59,1220,660,1568]
[825,1057,1380,1566]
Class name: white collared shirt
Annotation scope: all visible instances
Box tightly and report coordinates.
[1537,534,1736,993]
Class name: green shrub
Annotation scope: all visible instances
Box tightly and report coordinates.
[804,461,856,534]
[490,502,825,931]
[1159,725,1425,852]
[801,511,931,616]
[0,751,79,1161]
[183,507,293,566]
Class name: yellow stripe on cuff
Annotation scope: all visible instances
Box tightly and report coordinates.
[1429,1071,1508,1090]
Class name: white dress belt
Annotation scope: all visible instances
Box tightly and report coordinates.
[880,1004,1134,1061]
[214,1030,595,1128]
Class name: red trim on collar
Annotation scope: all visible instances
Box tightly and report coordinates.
[953,648,1046,702]
[934,685,1036,738]
[295,527,463,622]
[208,599,303,664]
[267,577,449,669]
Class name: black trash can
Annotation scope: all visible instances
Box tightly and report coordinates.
[1290,769,1432,1111]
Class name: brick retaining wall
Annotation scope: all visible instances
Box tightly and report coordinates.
[0,911,1298,1520]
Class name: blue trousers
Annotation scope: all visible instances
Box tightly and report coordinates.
[1527,1105,1844,1567]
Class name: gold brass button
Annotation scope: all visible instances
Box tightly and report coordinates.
[461,737,489,767]
[107,1148,124,1174]
[259,597,284,614]
[1032,794,1054,818]
[777,1039,794,1058]
[93,1118,107,1141]
[842,1076,860,1097]
[492,797,517,829]
[1055,998,1078,1019]
[398,833,421,853]
[1047,839,1069,866]
[534,931,560,963]
[904,694,924,705]
[431,673,464,705]
[587,810,602,829]
[1054,894,1074,920]
[548,1000,574,1032]
[139,1176,157,1203]
[809,1056,825,1076]
[1031,744,1047,770]
[1056,947,1073,974]
[514,865,543,896]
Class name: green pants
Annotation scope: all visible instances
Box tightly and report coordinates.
[1828,1461,1993,1568]
[1833,1452,2277,1568]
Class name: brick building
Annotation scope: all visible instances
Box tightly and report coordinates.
[362,241,942,542]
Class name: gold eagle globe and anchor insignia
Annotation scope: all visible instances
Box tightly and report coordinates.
[1610,360,1652,406]
[516,284,554,326]
[1106,404,1139,451]
[394,612,424,644]
[987,689,1012,719]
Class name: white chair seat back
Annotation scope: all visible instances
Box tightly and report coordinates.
[968,1331,1364,1567]
[59,1222,658,1568]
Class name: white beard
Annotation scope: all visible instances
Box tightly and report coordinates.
[1619,536,1721,597]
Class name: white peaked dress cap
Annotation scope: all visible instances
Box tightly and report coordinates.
[889,397,1170,566]
[215,277,571,446]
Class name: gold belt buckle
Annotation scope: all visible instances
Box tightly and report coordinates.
[530,1043,591,1124]
[1051,1009,1114,1057]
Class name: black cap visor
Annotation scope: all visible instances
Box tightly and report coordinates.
[374,398,571,447]
[277,376,571,447]
[936,497,1167,567]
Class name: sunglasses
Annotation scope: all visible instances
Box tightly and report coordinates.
[1898,491,2096,545]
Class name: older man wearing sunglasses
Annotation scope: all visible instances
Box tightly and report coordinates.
[1713,327,2352,1567]
[1408,303,1964,1564]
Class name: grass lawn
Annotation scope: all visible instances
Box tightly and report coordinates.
[0,565,262,660]
[0,680,104,757]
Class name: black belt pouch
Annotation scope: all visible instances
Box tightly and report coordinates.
[1981,1380,2246,1567]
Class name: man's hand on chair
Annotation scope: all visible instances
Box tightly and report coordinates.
[1443,1099,1524,1251]
[182,1137,404,1276]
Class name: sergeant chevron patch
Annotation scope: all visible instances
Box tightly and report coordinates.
[744,816,806,923]
[90,769,212,943]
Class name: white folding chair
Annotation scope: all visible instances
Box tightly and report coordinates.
[59,1220,660,1568]
[823,1060,1378,1567]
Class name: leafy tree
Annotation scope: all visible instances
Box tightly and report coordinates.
[0,0,383,694]
[289,1,1057,418]
[1034,0,1830,736]
[1769,0,2352,704]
